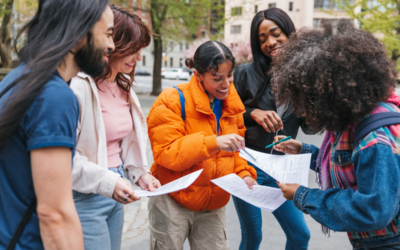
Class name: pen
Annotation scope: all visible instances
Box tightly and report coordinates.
[241,148,257,163]
[265,136,292,149]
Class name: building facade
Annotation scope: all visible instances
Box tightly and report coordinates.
[224,0,358,44]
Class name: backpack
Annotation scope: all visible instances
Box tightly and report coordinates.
[354,112,400,146]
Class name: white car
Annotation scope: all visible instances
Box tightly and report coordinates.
[161,68,191,80]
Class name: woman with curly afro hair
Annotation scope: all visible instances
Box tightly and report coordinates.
[272,19,400,249]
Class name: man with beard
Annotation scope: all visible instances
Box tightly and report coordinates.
[0,1,114,249]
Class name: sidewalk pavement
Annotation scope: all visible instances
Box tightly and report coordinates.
[121,94,353,250]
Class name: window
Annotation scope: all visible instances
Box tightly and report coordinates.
[164,60,167,67]
[142,2,146,14]
[186,43,189,50]
[179,43,183,52]
[142,55,146,66]
[231,7,242,16]
[314,0,345,9]
[201,31,206,38]
[313,19,321,28]
[268,3,276,8]
[133,2,137,12]
[313,18,340,29]
[289,2,293,11]
[170,57,173,67]
[255,5,258,13]
[179,58,183,66]
[231,25,241,34]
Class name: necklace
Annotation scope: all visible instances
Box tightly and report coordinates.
[104,81,117,98]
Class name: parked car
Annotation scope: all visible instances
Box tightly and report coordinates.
[135,68,151,76]
[181,67,193,76]
[161,68,191,80]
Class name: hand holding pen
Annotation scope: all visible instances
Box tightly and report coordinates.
[271,135,303,155]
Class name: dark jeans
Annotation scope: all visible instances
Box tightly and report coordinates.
[232,163,310,250]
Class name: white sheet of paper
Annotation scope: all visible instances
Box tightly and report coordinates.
[240,148,311,187]
[211,174,286,212]
[134,169,203,197]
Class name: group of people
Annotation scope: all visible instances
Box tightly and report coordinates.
[1,1,400,250]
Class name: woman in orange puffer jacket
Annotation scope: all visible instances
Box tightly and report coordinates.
[147,41,257,250]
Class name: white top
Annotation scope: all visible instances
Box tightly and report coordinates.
[70,72,149,198]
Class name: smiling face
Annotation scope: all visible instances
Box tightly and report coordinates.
[110,49,142,75]
[258,19,288,58]
[74,5,115,78]
[195,61,233,101]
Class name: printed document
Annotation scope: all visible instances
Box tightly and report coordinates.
[211,174,286,212]
[240,148,311,187]
[134,169,203,197]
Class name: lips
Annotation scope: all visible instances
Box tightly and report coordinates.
[126,62,135,68]
[269,47,281,56]
[217,89,228,93]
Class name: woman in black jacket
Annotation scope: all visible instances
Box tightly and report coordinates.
[233,8,314,250]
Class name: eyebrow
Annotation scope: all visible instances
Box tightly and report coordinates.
[270,27,280,33]
[258,27,280,37]
[107,27,114,32]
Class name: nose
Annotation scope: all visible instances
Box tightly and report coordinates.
[136,51,142,62]
[222,78,230,88]
[108,36,115,52]
[266,35,277,49]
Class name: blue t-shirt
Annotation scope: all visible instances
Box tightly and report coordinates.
[0,64,79,249]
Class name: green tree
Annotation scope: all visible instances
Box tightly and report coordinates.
[0,0,14,68]
[111,0,224,95]
[0,0,36,68]
[333,0,400,70]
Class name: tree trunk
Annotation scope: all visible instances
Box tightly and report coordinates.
[0,0,14,68]
[392,49,399,65]
[152,34,163,96]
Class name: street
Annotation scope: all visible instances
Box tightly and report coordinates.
[121,78,354,250]
[133,76,189,94]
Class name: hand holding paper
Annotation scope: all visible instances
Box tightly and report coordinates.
[211,174,286,212]
[134,169,203,197]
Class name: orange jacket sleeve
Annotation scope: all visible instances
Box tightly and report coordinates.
[147,88,219,172]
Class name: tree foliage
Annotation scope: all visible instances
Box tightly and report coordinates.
[0,0,37,68]
[333,0,400,70]
[110,0,223,95]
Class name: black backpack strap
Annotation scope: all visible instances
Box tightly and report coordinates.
[354,112,400,146]
[6,198,37,250]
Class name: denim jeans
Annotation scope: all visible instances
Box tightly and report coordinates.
[73,165,125,250]
[233,163,310,250]
[357,243,400,250]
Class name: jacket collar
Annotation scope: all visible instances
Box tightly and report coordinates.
[188,75,245,117]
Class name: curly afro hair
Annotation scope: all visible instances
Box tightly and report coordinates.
[271,19,398,133]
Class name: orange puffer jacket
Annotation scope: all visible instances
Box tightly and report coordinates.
[147,75,257,212]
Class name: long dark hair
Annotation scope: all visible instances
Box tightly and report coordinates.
[250,8,295,104]
[96,5,152,92]
[0,0,109,149]
[185,41,235,75]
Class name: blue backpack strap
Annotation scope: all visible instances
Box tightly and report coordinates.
[213,98,222,135]
[173,86,185,121]
[354,112,400,145]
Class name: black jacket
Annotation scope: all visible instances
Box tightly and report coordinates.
[234,62,315,154]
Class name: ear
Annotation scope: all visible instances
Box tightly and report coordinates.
[71,35,87,54]
[193,70,202,81]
